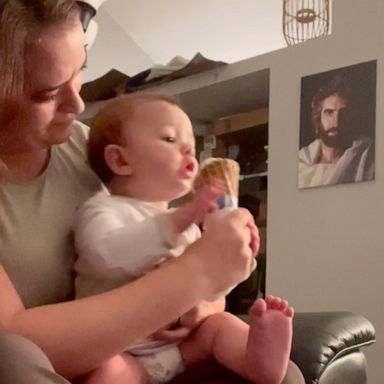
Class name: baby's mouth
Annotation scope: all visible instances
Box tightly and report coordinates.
[185,162,195,172]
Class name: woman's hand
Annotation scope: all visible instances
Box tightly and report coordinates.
[153,297,225,343]
[188,208,259,299]
[152,324,192,343]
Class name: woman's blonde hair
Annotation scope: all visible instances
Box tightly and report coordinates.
[0,1,80,175]
[0,0,80,100]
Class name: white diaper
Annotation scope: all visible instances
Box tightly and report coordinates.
[135,345,184,384]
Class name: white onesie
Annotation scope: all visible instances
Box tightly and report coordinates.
[74,190,201,382]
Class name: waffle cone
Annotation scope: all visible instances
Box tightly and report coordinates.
[196,157,240,208]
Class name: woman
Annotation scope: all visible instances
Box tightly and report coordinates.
[0,1,258,382]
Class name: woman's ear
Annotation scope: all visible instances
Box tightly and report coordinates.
[104,144,132,176]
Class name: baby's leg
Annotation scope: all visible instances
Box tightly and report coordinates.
[79,353,150,384]
[179,295,293,384]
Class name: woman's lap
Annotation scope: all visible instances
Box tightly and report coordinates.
[0,331,304,384]
[0,331,70,384]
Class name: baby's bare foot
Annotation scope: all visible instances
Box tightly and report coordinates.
[244,295,294,384]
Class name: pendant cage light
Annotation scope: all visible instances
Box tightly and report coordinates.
[282,0,330,46]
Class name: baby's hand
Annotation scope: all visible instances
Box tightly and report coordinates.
[169,177,226,234]
[192,177,226,224]
[152,324,192,343]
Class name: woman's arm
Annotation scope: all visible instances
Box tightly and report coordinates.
[0,208,257,379]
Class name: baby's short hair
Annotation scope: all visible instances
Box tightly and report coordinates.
[88,92,179,183]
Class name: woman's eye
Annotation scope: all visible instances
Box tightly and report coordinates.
[34,93,58,103]
[162,136,176,143]
[46,94,58,101]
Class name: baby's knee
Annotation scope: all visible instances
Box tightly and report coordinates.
[82,354,149,384]
[82,356,123,384]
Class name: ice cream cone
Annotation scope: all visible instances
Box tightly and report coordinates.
[197,157,240,209]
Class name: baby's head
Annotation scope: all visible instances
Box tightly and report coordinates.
[88,93,198,202]
[88,93,176,184]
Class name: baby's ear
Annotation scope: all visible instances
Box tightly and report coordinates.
[104,144,132,176]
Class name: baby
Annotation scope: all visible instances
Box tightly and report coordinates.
[74,93,294,384]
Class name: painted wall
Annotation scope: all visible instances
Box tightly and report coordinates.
[101,0,286,65]
[266,1,383,382]
[82,8,153,82]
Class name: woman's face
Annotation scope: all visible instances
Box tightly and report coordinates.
[0,19,86,154]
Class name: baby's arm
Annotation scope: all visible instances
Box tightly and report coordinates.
[74,193,185,293]
[169,178,225,234]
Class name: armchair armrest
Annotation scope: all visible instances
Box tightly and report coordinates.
[168,311,376,384]
[291,312,376,383]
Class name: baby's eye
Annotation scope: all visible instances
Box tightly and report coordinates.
[162,136,176,143]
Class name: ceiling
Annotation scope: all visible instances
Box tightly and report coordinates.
[100,0,286,65]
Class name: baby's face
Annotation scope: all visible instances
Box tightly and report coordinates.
[121,100,198,203]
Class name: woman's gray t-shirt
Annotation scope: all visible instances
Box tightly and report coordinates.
[0,121,102,308]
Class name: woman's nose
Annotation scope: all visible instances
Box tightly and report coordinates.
[58,80,85,114]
